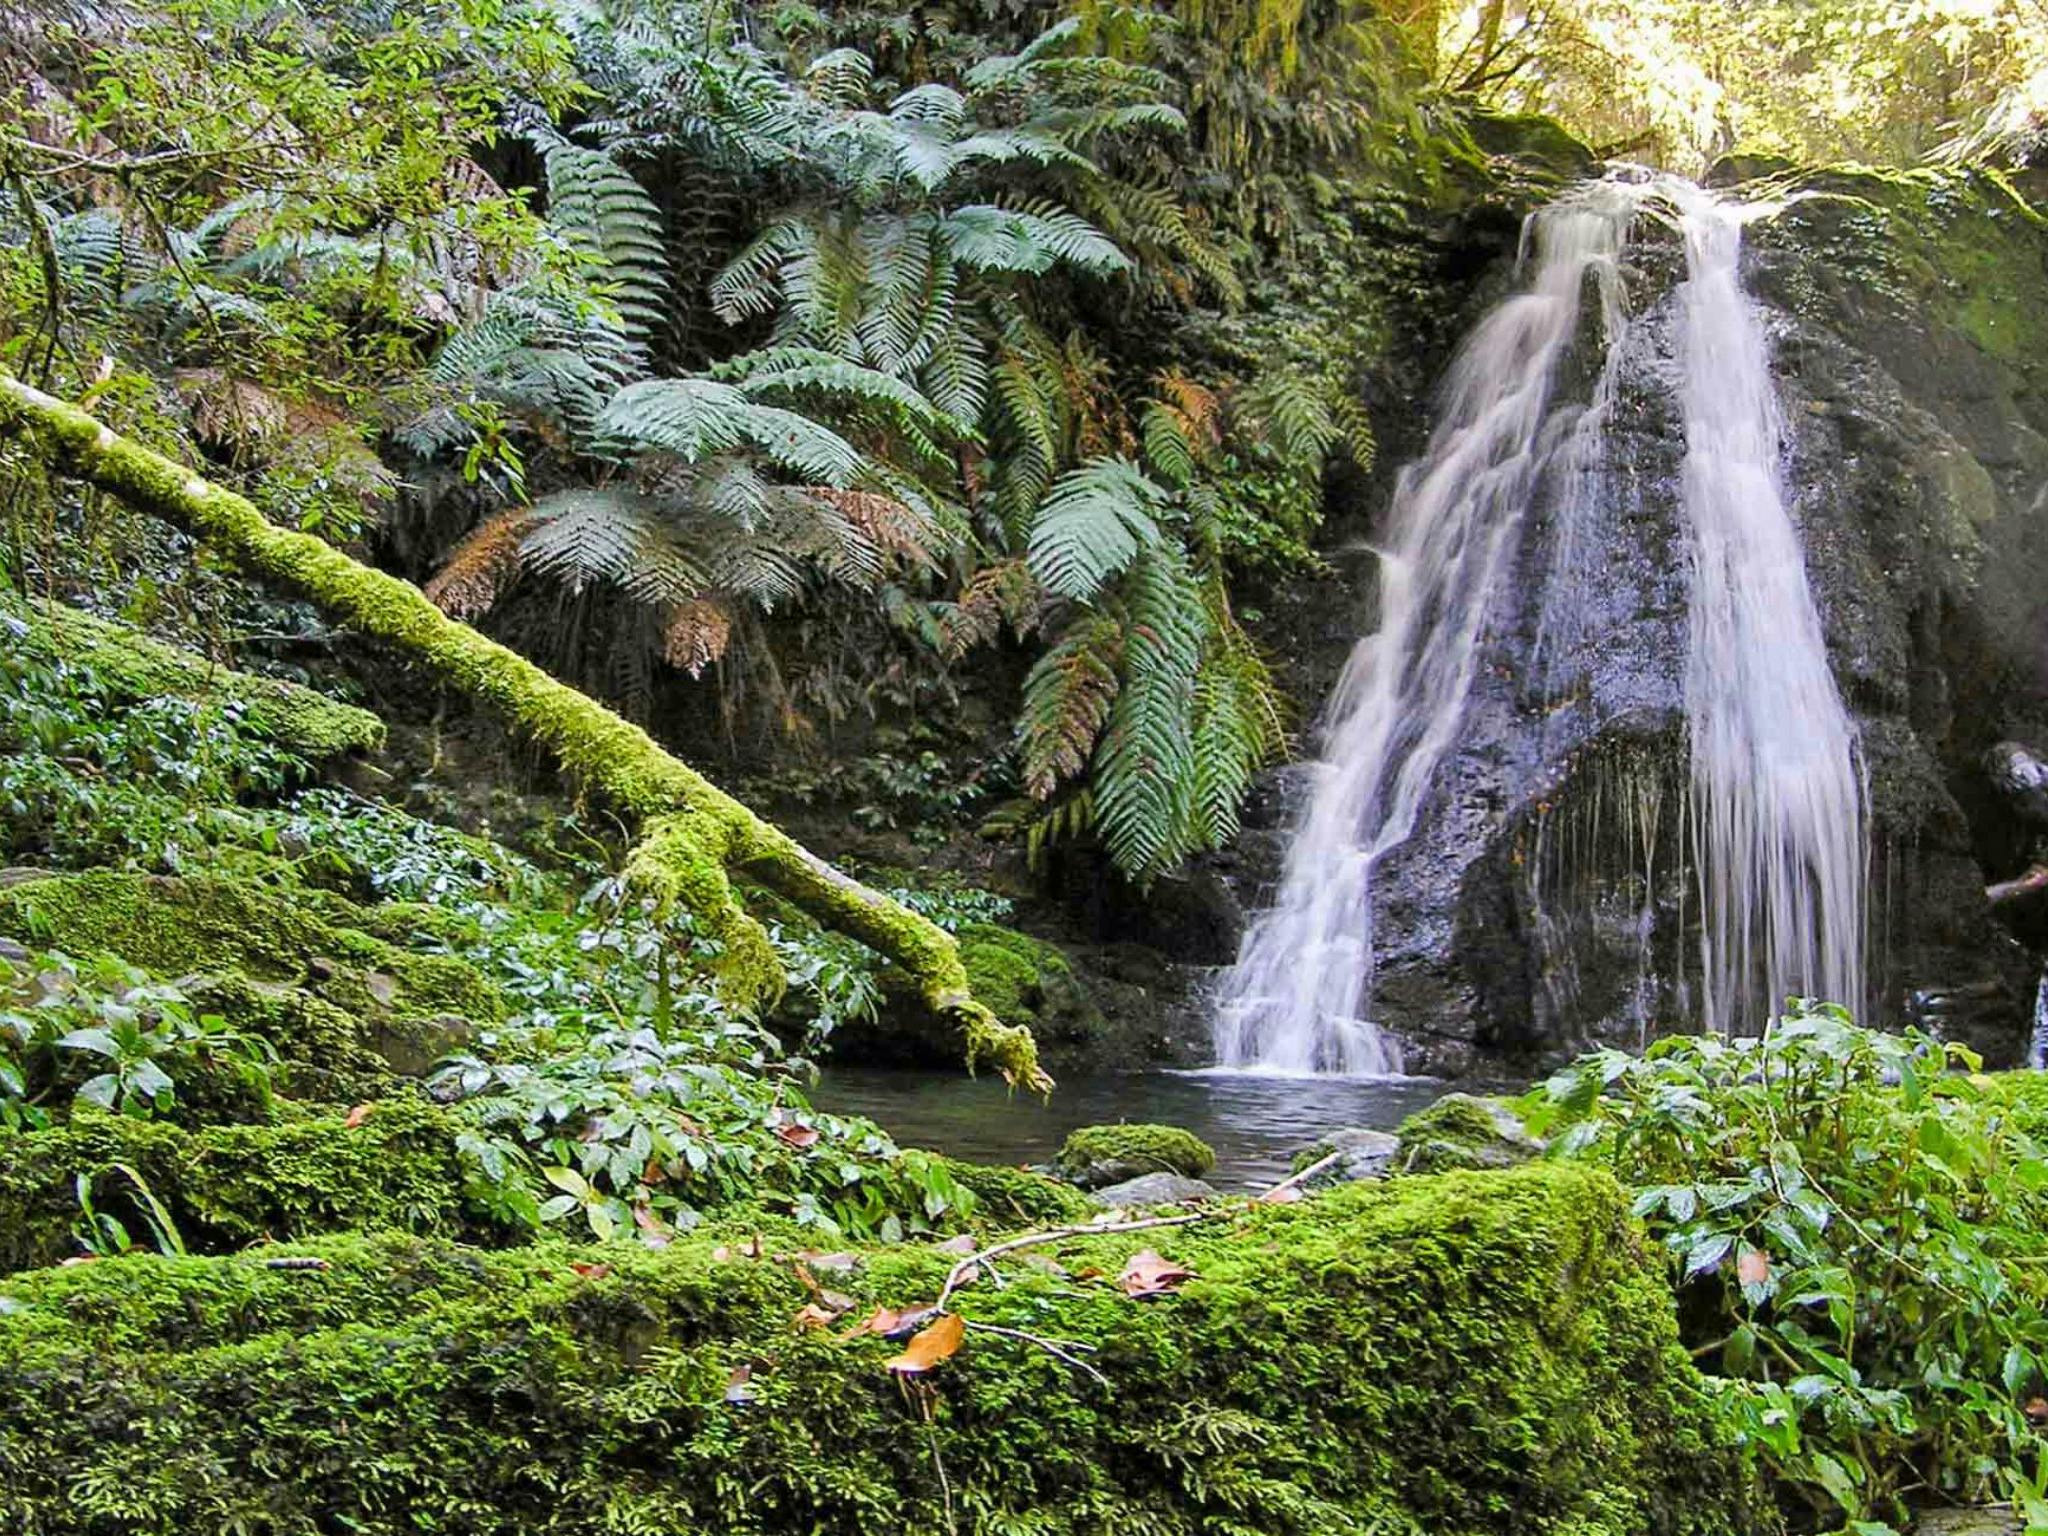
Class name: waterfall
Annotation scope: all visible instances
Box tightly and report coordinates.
[1212,181,1646,1075]
[1671,185,1867,1036]
[1213,174,1868,1074]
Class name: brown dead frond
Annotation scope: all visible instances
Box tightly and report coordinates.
[424,511,532,620]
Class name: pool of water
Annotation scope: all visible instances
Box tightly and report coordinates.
[811,1067,1459,1190]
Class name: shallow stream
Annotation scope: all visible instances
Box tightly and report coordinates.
[811,1067,1457,1189]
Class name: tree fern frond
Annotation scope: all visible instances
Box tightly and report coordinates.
[662,596,733,678]
[598,377,863,484]
[518,488,654,593]
[425,511,534,620]
[530,124,670,343]
[1026,456,1171,600]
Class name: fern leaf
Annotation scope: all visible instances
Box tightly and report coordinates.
[425,511,534,620]
[1026,457,1171,601]
[1019,612,1123,799]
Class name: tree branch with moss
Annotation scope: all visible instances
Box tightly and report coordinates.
[0,371,1048,1092]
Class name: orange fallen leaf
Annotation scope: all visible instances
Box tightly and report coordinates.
[1737,1248,1770,1288]
[344,1103,373,1129]
[885,1311,965,1374]
[793,1302,841,1330]
[570,1262,612,1281]
[1117,1248,1193,1299]
[776,1123,821,1149]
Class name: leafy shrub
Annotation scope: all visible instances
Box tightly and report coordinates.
[1525,1003,2048,1533]
[0,949,276,1128]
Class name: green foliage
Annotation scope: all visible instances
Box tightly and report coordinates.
[1526,1005,2048,1531]
[0,949,276,1129]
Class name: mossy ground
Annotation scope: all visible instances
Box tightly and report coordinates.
[0,1163,1761,1536]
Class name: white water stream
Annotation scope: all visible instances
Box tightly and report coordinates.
[1214,175,1867,1074]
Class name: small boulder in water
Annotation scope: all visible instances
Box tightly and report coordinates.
[1288,1128,1402,1186]
[1055,1123,1215,1189]
[1089,1172,1217,1208]
[1395,1094,1544,1174]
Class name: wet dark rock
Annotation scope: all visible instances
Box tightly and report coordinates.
[1289,1127,1402,1185]
[1088,1172,1218,1207]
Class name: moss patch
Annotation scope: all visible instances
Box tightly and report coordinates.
[0,870,502,1026]
[1396,1094,1543,1174]
[0,1098,497,1272]
[0,1163,1760,1535]
[5,596,383,757]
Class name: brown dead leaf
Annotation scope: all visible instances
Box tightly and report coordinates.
[774,1121,822,1149]
[1737,1248,1770,1288]
[845,1303,940,1339]
[885,1312,966,1374]
[793,1303,842,1331]
[725,1364,757,1403]
[344,1103,373,1129]
[2027,1397,2048,1427]
[569,1262,612,1281]
[1117,1248,1193,1299]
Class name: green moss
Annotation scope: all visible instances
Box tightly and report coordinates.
[1395,1094,1543,1174]
[958,922,1101,1039]
[0,1098,500,1272]
[930,1154,1094,1226]
[0,870,502,1025]
[1057,1122,1216,1181]
[0,1164,1759,1534]
[5,596,384,757]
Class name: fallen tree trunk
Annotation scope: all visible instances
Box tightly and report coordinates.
[0,372,1046,1091]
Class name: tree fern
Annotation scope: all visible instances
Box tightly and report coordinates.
[528,123,670,345]
[596,378,862,484]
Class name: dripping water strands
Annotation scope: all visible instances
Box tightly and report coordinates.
[1212,178,1650,1076]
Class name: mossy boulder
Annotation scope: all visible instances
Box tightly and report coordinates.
[0,1163,1762,1534]
[928,1154,1094,1226]
[1396,1094,1544,1174]
[0,870,502,1036]
[1056,1122,1216,1188]
[0,1098,497,1273]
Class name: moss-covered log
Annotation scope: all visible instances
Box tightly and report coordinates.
[0,1163,1760,1535]
[0,372,1044,1090]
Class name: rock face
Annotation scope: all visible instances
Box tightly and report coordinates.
[1088,1171,1219,1206]
[1289,1127,1403,1185]
[1234,168,2048,1073]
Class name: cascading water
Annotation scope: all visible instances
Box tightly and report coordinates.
[1212,181,1646,1075]
[1670,185,1867,1036]
[1213,174,1869,1075]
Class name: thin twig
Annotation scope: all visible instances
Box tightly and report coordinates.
[962,1321,1110,1387]
[935,1212,1209,1310]
[1259,1148,1343,1200]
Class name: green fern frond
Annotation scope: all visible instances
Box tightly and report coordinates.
[597,377,863,484]
[1091,547,1205,880]
[530,124,670,343]
[1026,456,1172,601]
